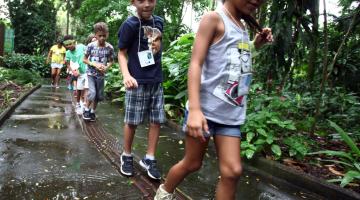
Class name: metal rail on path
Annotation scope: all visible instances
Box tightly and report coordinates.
[75,113,191,200]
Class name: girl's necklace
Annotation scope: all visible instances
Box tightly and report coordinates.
[223,6,245,30]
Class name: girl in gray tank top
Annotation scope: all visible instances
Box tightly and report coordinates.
[155,0,273,199]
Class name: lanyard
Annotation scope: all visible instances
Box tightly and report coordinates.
[137,16,155,52]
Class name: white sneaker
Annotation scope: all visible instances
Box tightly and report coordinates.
[154,184,175,200]
[76,104,82,115]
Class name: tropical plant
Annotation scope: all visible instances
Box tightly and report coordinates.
[283,135,314,160]
[104,64,125,104]
[162,33,194,120]
[309,121,360,187]
[241,84,297,160]
[0,67,41,85]
[0,53,50,77]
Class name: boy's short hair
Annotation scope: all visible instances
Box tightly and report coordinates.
[63,35,74,41]
[94,22,109,34]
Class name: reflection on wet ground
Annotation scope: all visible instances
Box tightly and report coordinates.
[96,102,326,200]
[0,86,141,199]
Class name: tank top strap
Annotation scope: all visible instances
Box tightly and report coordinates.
[216,9,232,29]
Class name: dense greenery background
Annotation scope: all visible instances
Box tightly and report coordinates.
[1,0,359,188]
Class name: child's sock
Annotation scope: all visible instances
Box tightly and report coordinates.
[122,152,132,157]
[145,154,155,160]
[84,107,90,112]
[90,109,95,113]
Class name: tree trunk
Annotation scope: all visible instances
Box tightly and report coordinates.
[66,0,70,35]
[312,0,328,134]
[307,0,320,82]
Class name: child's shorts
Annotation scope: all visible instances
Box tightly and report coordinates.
[124,83,166,125]
[51,63,63,68]
[76,73,88,90]
[183,115,241,138]
[70,75,78,82]
[87,75,104,101]
[206,120,241,138]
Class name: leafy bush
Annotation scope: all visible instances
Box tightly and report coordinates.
[1,53,50,77]
[104,64,125,104]
[284,135,314,160]
[0,67,41,85]
[241,84,297,159]
[162,33,194,120]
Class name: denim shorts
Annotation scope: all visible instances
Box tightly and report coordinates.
[206,120,241,138]
[124,83,166,125]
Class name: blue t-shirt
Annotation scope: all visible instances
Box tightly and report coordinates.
[118,15,164,84]
[85,41,114,77]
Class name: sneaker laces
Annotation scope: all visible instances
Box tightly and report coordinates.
[148,159,158,170]
[123,155,133,163]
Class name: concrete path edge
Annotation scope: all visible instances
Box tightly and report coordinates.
[0,84,41,126]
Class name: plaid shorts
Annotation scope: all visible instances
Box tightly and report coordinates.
[124,83,166,125]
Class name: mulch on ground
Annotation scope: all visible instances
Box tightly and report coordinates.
[0,82,27,112]
[279,136,360,194]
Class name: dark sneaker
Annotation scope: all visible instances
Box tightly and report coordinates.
[90,113,96,122]
[139,158,161,180]
[82,110,91,120]
[120,155,134,176]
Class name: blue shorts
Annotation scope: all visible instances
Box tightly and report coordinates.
[206,120,241,138]
[124,83,166,125]
[183,113,241,138]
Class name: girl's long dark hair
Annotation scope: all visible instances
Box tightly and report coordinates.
[221,0,263,32]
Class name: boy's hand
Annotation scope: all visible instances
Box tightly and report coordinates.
[254,28,273,49]
[187,109,209,143]
[123,74,138,89]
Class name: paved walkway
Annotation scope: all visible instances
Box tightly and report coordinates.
[0,86,142,199]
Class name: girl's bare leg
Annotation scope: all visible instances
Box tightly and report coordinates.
[214,135,242,200]
[163,135,210,192]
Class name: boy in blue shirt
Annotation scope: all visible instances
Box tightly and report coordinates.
[117,0,165,180]
[83,22,114,121]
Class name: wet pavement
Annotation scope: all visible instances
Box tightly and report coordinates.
[0,85,337,200]
[0,86,141,199]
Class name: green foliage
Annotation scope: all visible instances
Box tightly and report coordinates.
[0,67,40,85]
[284,135,314,160]
[162,33,194,120]
[1,53,50,77]
[317,87,360,139]
[6,0,57,54]
[241,84,298,159]
[104,64,125,104]
[309,121,360,187]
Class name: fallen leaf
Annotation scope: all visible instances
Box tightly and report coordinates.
[327,165,345,176]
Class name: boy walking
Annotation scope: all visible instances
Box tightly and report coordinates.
[63,35,87,111]
[118,0,165,180]
[83,22,114,121]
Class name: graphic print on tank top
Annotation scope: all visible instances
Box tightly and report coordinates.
[213,41,252,107]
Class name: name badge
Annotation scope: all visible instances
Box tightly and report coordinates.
[138,50,155,67]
